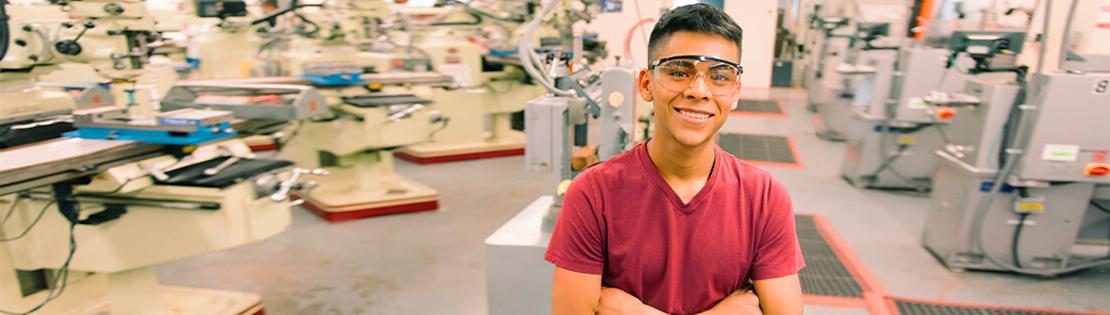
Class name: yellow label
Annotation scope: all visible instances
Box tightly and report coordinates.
[1017,202,1045,212]
[897,135,918,145]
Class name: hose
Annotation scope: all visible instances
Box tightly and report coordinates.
[622,18,655,63]
[1011,212,1030,269]
[517,0,575,96]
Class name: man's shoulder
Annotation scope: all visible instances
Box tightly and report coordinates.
[576,145,644,185]
[717,149,778,184]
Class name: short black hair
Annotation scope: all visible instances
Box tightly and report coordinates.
[648,4,744,63]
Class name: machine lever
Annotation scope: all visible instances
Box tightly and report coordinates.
[387,104,424,122]
[204,156,242,176]
[270,168,328,202]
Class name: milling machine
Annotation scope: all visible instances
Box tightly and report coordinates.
[391,0,592,164]
[1,2,330,313]
[0,4,115,149]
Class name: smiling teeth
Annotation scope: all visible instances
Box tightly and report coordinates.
[678,109,711,120]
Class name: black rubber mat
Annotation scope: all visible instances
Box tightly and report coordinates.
[718,133,798,164]
[891,299,1086,315]
[795,215,865,298]
[734,99,783,114]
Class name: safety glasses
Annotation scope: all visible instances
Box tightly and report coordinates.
[648,55,744,96]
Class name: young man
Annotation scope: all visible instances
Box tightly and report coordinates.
[546,4,805,315]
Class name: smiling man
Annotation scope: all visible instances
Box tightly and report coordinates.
[545,4,805,315]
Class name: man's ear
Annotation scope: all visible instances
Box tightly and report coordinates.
[637,68,654,102]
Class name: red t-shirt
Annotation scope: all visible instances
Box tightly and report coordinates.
[545,143,805,314]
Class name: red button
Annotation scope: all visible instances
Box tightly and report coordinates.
[936,107,956,120]
[1086,163,1110,176]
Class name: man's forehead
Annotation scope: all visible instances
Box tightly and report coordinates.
[653,31,741,64]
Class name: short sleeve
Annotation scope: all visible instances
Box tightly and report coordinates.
[544,176,605,275]
[750,177,806,280]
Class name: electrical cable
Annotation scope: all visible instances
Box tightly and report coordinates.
[1,196,21,226]
[77,176,139,197]
[1011,187,1032,269]
[1012,212,1029,269]
[1092,201,1110,215]
[0,217,77,315]
[0,200,55,243]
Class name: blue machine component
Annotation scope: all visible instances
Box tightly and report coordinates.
[302,72,366,86]
[65,122,236,145]
[186,57,201,69]
[979,181,1015,193]
[488,49,518,57]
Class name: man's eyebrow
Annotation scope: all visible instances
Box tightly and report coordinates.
[708,63,737,71]
[666,60,696,67]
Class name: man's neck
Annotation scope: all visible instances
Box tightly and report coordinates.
[646,136,716,182]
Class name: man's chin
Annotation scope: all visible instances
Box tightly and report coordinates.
[671,133,715,148]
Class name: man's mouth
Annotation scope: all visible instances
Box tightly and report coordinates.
[674,107,715,121]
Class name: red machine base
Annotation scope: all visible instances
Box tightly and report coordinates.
[300,199,440,223]
[395,148,524,164]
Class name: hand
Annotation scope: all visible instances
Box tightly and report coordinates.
[597,287,668,315]
[696,287,762,315]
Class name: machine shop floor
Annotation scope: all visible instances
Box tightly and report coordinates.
[155,89,1110,314]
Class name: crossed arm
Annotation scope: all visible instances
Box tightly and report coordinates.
[551,267,803,315]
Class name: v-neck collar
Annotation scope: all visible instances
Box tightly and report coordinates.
[637,141,721,213]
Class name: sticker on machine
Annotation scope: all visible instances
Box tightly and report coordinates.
[438,63,473,87]
[906,97,928,109]
[1099,5,1110,28]
[1042,144,1081,162]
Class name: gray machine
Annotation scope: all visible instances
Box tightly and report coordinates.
[811,22,907,141]
[921,9,1110,275]
[803,14,853,117]
[840,32,1026,190]
[486,65,637,315]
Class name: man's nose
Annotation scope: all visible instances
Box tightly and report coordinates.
[683,74,712,100]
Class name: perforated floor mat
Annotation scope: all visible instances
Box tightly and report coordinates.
[734,99,783,114]
[795,215,865,298]
[718,133,798,165]
[890,298,1093,315]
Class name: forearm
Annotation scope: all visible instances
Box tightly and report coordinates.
[695,286,762,315]
[597,287,669,315]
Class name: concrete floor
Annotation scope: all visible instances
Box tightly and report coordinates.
[156,88,1110,314]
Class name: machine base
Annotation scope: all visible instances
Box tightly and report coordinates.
[296,175,440,222]
[70,285,264,315]
[486,196,556,315]
[396,137,525,164]
[841,175,932,192]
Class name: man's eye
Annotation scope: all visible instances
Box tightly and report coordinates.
[668,70,691,78]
